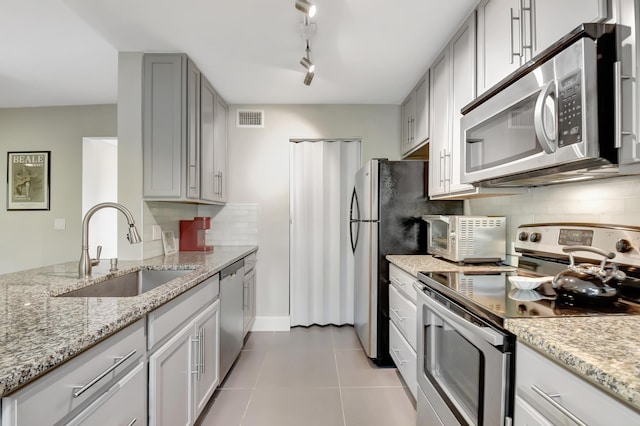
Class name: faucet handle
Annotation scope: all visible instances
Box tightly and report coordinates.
[91,245,102,267]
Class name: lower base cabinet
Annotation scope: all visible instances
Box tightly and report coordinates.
[66,362,147,426]
[515,343,640,426]
[149,299,220,426]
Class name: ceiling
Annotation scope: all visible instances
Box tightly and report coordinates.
[1,0,477,107]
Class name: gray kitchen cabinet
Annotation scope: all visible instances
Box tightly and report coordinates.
[213,91,228,203]
[65,362,147,426]
[477,0,609,95]
[515,343,639,425]
[148,275,220,426]
[1,319,146,426]
[143,53,227,205]
[243,252,257,337]
[429,12,519,199]
[401,72,429,158]
[429,13,478,198]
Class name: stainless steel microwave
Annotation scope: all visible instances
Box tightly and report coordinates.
[460,24,621,187]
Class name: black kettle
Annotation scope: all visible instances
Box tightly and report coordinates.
[552,246,622,305]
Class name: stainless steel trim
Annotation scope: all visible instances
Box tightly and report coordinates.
[72,349,137,398]
[531,385,588,426]
[518,222,640,232]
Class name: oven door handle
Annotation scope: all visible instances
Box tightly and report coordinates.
[416,284,505,347]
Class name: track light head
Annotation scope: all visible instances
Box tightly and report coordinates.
[295,0,316,18]
[304,72,315,86]
[300,56,315,73]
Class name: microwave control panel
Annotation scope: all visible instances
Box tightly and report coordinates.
[558,71,583,147]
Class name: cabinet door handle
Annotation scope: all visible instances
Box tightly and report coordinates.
[520,0,533,57]
[509,8,521,64]
[439,150,445,186]
[72,349,137,398]
[191,335,200,376]
[127,419,137,426]
[531,385,587,426]
[200,328,205,376]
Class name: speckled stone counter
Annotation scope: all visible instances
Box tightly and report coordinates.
[506,316,640,411]
[386,254,515,276]
[0,245,257,397]
[387,254,640,412]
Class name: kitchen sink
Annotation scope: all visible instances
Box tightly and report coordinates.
[57,269,192,297]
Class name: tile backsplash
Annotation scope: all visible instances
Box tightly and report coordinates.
[204,204,259,246]
[466,175,640,256]
[143,202,258,258]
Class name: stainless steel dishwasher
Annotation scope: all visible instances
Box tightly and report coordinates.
[219,259,245,381]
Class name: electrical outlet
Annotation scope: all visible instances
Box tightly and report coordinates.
[152,225,162,240]
[54,218,66,230]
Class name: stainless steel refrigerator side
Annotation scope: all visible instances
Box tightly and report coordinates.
[353,161,377,357]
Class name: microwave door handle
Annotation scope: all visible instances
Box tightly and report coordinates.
[534,81,558,155]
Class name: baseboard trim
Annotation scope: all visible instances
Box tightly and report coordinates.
[251,316,291,332]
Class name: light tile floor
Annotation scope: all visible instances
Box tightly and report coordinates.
[196,325,417,426]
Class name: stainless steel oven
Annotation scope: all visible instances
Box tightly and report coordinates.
[414,280,514,426]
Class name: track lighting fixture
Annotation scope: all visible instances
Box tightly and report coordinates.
[295,0,317,18]
[300,41,315,73]
[304,71,315,86]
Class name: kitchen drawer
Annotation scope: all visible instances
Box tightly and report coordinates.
[389,284,417,350]
[389,263,418,303]
[516,344,640,426]
[389,320,417,400]
[66,361,146,426]
[1,319,145,426]
[147,274,219,351]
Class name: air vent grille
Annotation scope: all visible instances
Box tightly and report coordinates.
[237,110,264,128]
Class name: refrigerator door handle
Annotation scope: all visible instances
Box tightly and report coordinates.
[350,188,360,253]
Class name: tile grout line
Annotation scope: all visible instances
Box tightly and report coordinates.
[332,328,348,426]
[239,331,273,425]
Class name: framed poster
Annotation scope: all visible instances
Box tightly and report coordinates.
[7,151,50,210]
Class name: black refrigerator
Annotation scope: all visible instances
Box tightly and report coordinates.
[350,159,462,366]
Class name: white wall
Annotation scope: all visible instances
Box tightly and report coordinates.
[0,105,117,273]
[466,175,640,261]
[227,104,401,323]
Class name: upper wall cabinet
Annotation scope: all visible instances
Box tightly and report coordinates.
[143,53,228,205]
[429,12,523,199]
[401,72,429,158]
[200,77,228,203]
[476,0,610,95]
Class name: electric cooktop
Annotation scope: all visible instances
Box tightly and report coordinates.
[417,223,640,327]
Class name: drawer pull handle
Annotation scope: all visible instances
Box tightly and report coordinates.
[531,385,587,426]
[390,348,407,366]
[127,419,137,426]
[73,349,137,398]
[391,308,406,322]
[191,335,201,376]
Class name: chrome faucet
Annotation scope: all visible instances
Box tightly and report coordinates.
[79,202,142,278]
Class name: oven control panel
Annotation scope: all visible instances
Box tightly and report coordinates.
[515,223,640,267]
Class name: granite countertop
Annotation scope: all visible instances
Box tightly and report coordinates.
[386,254,515,276]
[387,254,640,412]
[506,317,640,410]
[0,245,257,398]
